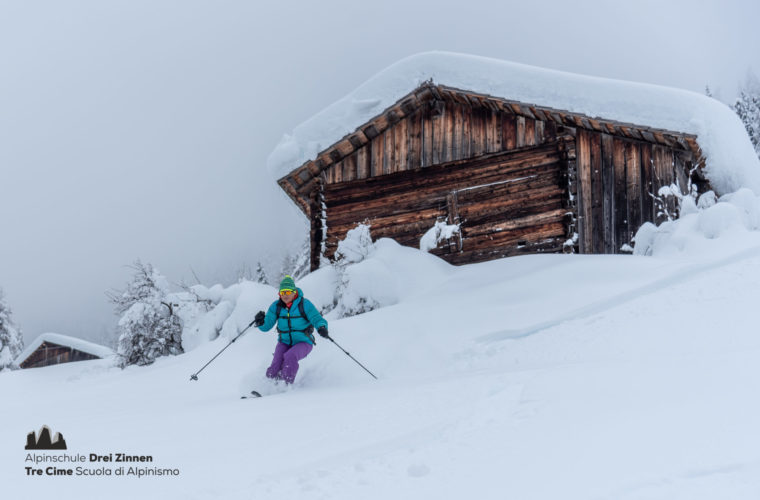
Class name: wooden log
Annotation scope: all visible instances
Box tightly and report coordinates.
[333,160,343,184]
[357,147,370,179]
[471,107,484,157]
[394,117,408,173]
[432,105,443,165]
[455,171,562,206]
[325,162,562,224]
[601,134,615,253]
[460,221,566,250]
[445,102,456,162]
[503,114,516,150]
[324,143,561,205]
[674,153,689,195]
[370,137,381,177]
[663,148,677,219]
[613,138,628,251]
[515,116,526,148]
[309,186,323,271]
[536,120,545,145]
[484,110,499,153]
[408,110,422,170]
[326,164,561,227]
[383,129,394,175]
[443,238,565,265]
[590,132,604,253]
[625,142,642,245]
[422,104,433,167]
[525,118,536,147]
[458,195,565,232]
[460,102,472,159]
[576,129,593,253]
[640,144,654,223]
[463,206,567,237]
[451,103,462,161]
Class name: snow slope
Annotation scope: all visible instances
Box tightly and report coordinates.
[4,193,760,499]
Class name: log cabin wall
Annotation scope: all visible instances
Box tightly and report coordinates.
[321,99,574,266]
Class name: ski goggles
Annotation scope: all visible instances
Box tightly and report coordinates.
[279,289,296,296]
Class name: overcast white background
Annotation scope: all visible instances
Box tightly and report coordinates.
[1,0,758,346]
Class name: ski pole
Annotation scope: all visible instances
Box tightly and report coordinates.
[325,335,378,380]
[189,319,258,381]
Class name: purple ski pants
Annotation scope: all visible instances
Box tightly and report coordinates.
[266,341,313,384]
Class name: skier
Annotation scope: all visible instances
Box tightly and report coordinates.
[253,276,328,384]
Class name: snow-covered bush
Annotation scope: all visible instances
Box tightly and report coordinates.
[327,224,452,319]
[420,220,460,252]
[108,261,183,367]
[179,280,275,351]
[633,188,760,257]
[0,289,23,370]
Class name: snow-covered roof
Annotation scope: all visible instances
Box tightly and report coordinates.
[16,333,114,363]
[267,51,760,196]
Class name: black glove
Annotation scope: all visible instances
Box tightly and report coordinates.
[317,326,329,338]
[254,311,265,326]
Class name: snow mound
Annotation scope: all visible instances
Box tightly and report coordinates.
[267,51,760,195]
[634,188,760,257]
[179,233,452,350]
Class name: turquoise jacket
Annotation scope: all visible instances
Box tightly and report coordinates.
[257,288,327,346]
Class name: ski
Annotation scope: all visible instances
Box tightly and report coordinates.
[240,390,262,399]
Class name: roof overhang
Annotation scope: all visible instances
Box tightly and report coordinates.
[278,82,703,216]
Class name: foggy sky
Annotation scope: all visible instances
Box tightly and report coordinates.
[1,0,758,346]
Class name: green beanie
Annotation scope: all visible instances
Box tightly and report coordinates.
[279,275,296,292]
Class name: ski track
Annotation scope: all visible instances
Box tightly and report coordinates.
[476,244,760,344]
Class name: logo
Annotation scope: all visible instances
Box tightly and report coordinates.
[25,426,67,450]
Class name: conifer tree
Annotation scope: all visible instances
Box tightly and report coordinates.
[733,74,760,158]
[108,261,183,367]
[0,289,23,370]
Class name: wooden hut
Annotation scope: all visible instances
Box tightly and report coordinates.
[17,333,114,369]
[276,82,709,270]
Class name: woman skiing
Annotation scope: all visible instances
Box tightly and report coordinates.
[253,275,328,384]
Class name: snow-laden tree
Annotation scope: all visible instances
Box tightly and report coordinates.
[0,289,23,370]
[108,261,183,368]
[279,238,311,280]
[733,74,760,158]
[332,224,380,318]
[254,262,270,285]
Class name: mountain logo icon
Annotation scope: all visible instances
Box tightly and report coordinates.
[25,426,67,450]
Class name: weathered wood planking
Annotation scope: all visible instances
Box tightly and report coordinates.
[323,101,557,188]
[322,143,565,261]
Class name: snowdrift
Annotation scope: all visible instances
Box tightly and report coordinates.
[4,189,760,499]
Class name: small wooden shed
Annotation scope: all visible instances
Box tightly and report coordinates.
[17,333,113,369]
[276,82,709,270]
